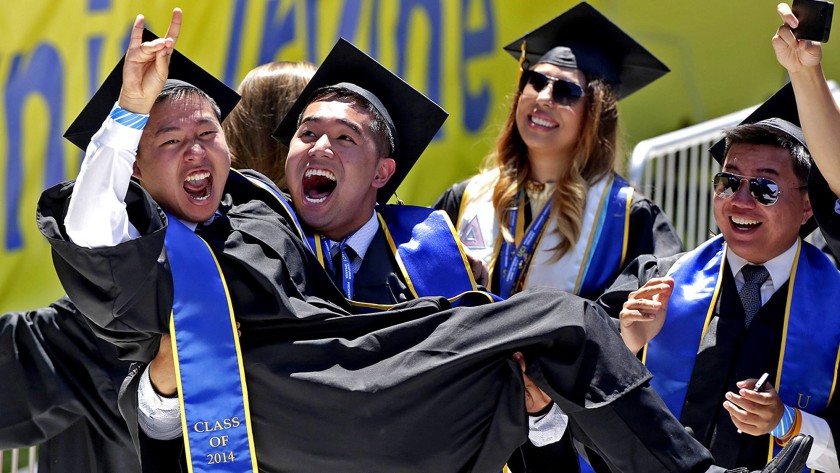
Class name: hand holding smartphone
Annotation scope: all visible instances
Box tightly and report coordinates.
[736,373,771,434]
[753,372,770,393]
[792,0,834,42]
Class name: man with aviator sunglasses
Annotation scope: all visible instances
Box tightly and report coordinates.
[595,11,840,468]
[713,171,806,207]
[601,88,840,473]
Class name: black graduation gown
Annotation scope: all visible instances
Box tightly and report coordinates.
[433,178,682,301]
[810,161,840,262]
[0,297,138,473]
[598,254,840,472]
[342,221,586,473]
[37,175,717,473]
[435,180,682,472]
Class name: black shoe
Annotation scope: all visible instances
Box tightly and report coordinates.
[725,434,813,473]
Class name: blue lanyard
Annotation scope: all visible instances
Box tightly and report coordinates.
[499,191,552,298]
[322,237,356,300]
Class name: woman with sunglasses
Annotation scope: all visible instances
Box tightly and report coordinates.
[435,2,681,303]
[433,3,682,472]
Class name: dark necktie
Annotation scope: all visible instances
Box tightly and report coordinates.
[739,264,770,327]
[194,214,229,243]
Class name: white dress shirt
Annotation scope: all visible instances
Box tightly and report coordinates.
[65,108,144,248]
[323,212,379,271]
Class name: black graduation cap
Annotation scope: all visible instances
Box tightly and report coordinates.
[274,38,448,203]
[502,2,669,99]
[709,83,805,164]
[64,29,240,151]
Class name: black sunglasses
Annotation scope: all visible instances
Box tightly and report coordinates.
[518,70,586,106]
[712,172,795,206]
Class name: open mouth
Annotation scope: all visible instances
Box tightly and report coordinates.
[184,171,212,201]
[528,115,557,128]
[730,216,761,231]
[302,168,337,204]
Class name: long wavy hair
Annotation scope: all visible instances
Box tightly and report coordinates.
[223,61,316,188]
[484,71,619,262]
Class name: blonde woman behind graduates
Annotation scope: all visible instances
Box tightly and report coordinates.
[224,61,315,189]
[434,3,682,304]
[433,3,683,472]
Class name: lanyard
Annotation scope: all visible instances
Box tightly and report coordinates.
[499,191,552,298]
[322,237,356,300]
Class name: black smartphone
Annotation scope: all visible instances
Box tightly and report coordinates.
[792,0,834,42]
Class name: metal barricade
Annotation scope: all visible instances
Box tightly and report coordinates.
[0,447,37,473]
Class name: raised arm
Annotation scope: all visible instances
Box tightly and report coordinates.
[774,2,840,196]
[38,9,184,354]
[64,9,182,248]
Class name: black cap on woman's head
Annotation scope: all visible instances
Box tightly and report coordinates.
[503,2,669,99]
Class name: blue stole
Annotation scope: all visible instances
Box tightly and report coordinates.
[575,175,633,297]
[377,205,477,299]
[306,205,485,304]
[576,176,633,473]
[164,214,258,473]
[644,235,840,468]
[161,171,306,472]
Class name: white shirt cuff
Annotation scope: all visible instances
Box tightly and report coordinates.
[137,365,183,440]
[800,409,839,473]
[528,404,568,447]
[96,105,146,151]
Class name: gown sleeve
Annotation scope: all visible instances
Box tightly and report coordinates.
[38,179,171,362]
[0,297,132,449]
[624,193,683,264]
[809,161,840,262]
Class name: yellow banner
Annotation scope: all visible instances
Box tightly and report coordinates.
[1,0,835,311]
